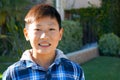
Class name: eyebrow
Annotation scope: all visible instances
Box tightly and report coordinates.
[36,22,55,27]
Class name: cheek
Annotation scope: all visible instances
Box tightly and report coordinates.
[28,31,38,39]
[51,31,61,39]
[28,33,39,44]
[51,34,61,45]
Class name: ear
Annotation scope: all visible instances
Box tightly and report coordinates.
[59,28,63,41]
[23,28,29,41]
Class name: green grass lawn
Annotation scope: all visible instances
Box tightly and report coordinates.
[82,56,120,80]
[0,56,120,80]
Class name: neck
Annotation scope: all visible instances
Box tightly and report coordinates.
[31,50,56,69]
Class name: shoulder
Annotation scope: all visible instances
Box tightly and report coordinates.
[60,58,83,72]
[4,59,32,72]
[60,58,85,80]
[2,60,26,79]
[2,61,19,79]
[61,58,81,67]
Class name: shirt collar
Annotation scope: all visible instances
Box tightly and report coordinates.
[53,49,68,65]
[20,49,67,69]
[20,49,33,62]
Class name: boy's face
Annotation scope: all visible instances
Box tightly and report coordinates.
[24,17,63,54]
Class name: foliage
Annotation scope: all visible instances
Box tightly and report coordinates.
[0,0,32,56]
[0,55,18,63]
[5,18,31,56]
[0,0,31,25]
[102,0,120,36]
[98,33,120,56]
[58,20,83,53]
[65,0,120,40]
[0,17,31,56]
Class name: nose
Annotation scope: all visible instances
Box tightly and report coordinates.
[40,32,48,39]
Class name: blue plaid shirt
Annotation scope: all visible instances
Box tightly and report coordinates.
[3,49,85,80]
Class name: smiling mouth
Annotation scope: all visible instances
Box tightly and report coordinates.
[38,43,51,47]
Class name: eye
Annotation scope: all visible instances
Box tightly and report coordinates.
[34,29,41,31]
[49,28,55,31]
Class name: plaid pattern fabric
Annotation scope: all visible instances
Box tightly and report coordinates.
[3,49,85,80]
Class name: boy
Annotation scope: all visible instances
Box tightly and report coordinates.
[3,4,85,80]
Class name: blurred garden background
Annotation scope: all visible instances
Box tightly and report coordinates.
[0,0,120,80]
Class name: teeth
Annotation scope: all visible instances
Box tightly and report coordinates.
[39,43,50,46]
[40,44,49,46]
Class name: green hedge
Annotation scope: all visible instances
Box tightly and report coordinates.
[99,33,120,56]
[58,20,83,54]
[0,17,31,57]
[0,0,32,56]
[65,0,120,38]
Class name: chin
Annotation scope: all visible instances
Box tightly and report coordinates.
[36,49,50,54]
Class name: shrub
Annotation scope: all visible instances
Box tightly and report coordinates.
[0,0,32,56]
[65,0,120,42]
[99,33,120,56]
[5,17,31,57]
[58,20,83,54]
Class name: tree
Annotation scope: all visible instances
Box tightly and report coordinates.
[0,0,31,56]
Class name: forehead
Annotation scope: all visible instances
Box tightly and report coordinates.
[35,17,58,26]
[28,17,59,28]
[36,16,57,22]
